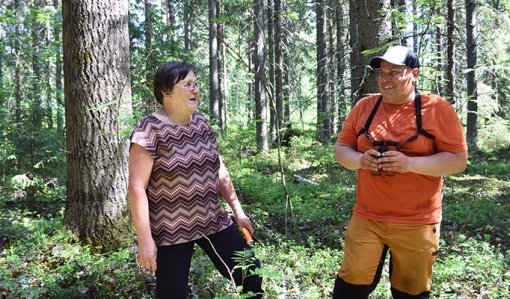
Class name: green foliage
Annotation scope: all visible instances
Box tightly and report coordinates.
[477,117,510,152]
[0,210,149,299]
[1,136,510,298]
[434,236,510,298]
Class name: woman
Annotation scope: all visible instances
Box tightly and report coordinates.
[128,61,263,298]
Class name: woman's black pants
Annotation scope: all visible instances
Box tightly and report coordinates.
[156,224,263,298]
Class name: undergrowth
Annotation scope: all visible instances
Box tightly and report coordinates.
[0,130,509,298]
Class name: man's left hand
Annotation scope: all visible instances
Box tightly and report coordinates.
[379,150,412,173]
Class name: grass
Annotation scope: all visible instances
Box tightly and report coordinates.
[1,133,509,298]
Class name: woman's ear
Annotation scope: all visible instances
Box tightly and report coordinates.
[162,90,171,98]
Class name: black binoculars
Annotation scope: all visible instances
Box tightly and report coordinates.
[372,140,399,176]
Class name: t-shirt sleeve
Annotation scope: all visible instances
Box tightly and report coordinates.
[433,99,468,153]
[130,117,158,159]
[338,101,363,146]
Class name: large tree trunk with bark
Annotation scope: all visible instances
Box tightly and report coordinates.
[349,0,391,104]
[62,0,132,251]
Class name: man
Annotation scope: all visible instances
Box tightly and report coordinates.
[332,46,468,298]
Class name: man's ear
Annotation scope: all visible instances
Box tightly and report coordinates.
[412,68,419,78]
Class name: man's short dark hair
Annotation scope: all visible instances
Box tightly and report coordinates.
[153,61,194,104]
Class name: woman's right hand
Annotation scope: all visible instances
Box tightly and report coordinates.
[137,237,158,272]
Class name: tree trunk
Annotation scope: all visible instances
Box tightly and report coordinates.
[31,0,44,129]
[274,0,284,130]
[144,0,158,113]
[45,11,54,130]
[465,0,478,150]
[398,0,407,46]
[316,0,330,144]
[327,0,336,135]
[14,0,22,126]
[254,0,268,151]
[283,54,290,123]
[412,1,418,54]
[267,0,276,142]
[167,0,176,28]
[0,24,4,111]
[183,2,193,51]
[54,0,64,133]
[349,0,391,104]
[435,4,443,96]
[62,0,132,251]
[445,0,456,104]
[217,1,227,133]
[208,0,221,127]
[335,0,347,126]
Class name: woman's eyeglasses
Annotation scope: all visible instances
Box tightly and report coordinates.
[179,81,200,92]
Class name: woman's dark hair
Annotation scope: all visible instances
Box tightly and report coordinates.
[153,61,194,104]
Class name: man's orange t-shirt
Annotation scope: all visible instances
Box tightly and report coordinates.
[338,93,467,224]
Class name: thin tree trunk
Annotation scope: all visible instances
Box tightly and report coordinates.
[62,0,132,250]
[283,54,290,123]
[217,1,227,133]
[274,0,283,130]
[31,0,44,129]
[336,0,347,126]
[45,6,54,129]
[466,0,478,150]
[167,0,176,28]
[14,0,22,126]
[184,2,192,51]
[145,0,157,113]
[398,0,407,46]
[412,1,418,54]
[208,0,221,127]
[254,0,268,151]
[267,0,276,142]
[327,0,337,136]
[54,0,64,133]
[445,0,456,104]
[435,4,443,96]
[316,0,330,144]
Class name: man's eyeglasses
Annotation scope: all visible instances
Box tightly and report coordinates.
[179,81,200,92]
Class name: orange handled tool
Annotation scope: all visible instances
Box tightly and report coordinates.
[241,227,254,246]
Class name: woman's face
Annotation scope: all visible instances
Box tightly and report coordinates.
[165,71,200,114]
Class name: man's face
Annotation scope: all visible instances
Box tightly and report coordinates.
[377,60,418,104]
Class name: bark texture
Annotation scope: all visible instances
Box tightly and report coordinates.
[62,0,132,250]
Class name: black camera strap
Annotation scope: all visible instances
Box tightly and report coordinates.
[357,92,436,145]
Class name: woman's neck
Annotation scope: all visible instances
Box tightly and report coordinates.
[157,108,191,125]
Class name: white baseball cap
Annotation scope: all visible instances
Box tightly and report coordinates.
[369,46,420,69]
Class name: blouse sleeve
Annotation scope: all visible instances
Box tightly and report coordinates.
[130,116,159,159]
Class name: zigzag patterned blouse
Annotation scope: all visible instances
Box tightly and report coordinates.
[130,112,233,246]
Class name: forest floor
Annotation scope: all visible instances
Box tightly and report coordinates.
[0,141,509,298]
